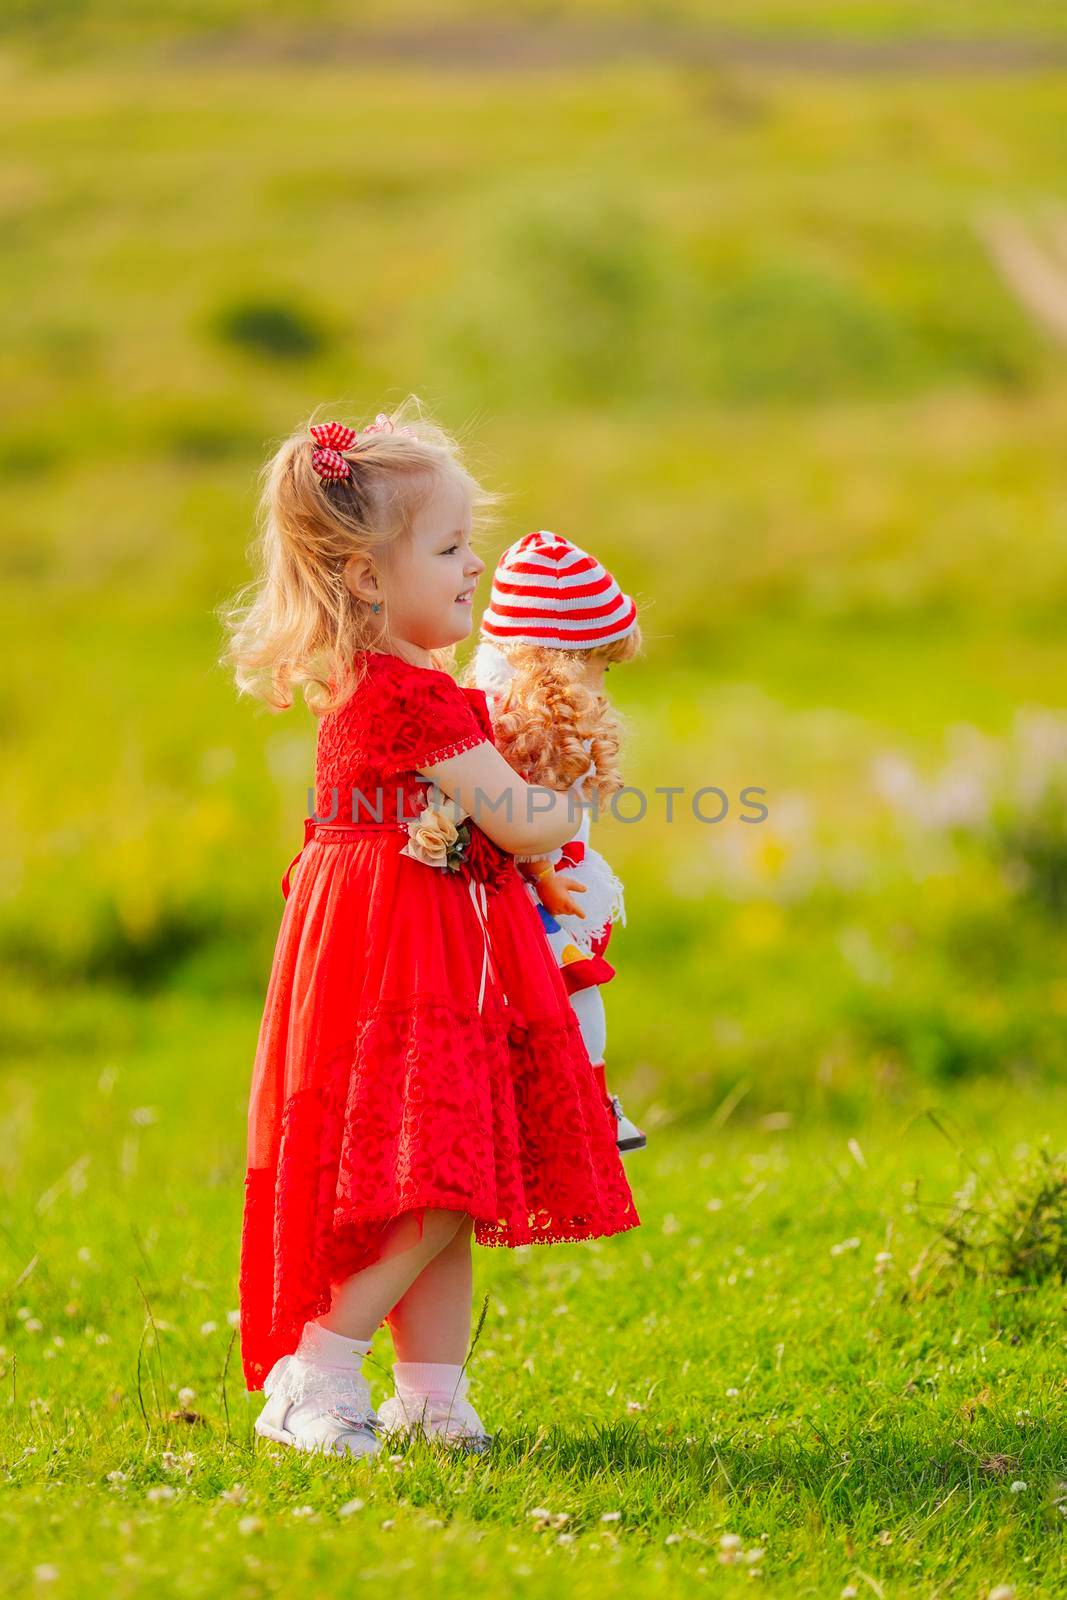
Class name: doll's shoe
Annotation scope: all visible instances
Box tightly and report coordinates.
[376,1369,493,1454]
[611,1093,647,1152]
[254,1352,382,1459]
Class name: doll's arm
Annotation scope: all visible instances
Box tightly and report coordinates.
[519,857,587,919]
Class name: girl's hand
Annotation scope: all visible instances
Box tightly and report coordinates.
[538,872,587,920]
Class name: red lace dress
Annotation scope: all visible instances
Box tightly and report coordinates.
[238,649,641,1391]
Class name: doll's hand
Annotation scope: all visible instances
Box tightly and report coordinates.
[539,872,587,920]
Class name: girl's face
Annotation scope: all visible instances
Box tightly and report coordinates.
[361,471,485,661]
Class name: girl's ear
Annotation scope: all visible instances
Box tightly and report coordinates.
[344,552,383,607]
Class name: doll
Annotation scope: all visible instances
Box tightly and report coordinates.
[468,530,646,1154]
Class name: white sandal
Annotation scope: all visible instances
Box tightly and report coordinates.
[376,1370,492,1454]
[254,1352,381,1459]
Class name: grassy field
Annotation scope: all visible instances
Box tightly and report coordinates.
[3,1018,1064,1597]
[2,7,1066,1596]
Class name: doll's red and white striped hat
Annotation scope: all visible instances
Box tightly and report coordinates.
[479,531,638,650]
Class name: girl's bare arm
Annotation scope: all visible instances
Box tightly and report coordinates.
[418,741,580,856]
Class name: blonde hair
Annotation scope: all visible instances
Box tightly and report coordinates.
[460,626,642,805]
[218,396,501,716]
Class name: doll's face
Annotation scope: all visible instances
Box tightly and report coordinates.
[351,470,485,657]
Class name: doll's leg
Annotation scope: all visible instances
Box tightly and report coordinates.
[386,1213,475,1364]
[316,1208,471,1342]
[569,986,613,1115]
[568,986,645,1150]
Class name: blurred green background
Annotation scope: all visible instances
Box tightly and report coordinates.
[5,2,1067,1127]
[3,6,1067,1595]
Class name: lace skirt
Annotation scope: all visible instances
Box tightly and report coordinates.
[238,825,641,1391]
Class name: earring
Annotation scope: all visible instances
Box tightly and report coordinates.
[371,601,382,614]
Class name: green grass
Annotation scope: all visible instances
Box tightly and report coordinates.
[2,1007,1065,1597]
[3,13,1067,1596]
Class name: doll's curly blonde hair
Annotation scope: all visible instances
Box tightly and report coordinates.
[218,395,500,716]
[460,627,642,807]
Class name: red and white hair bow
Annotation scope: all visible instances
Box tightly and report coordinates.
[362,412,417,438]
[309,420,357,481]
[308,414,418,481]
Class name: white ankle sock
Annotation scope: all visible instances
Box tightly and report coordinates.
[297,1320,373,1371]
[279,1323,374,1433]
[393,1361,467,1402]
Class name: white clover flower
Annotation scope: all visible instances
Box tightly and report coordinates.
[1009,1481,1027,1494]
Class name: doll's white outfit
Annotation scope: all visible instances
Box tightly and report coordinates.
[473,643,644,1152]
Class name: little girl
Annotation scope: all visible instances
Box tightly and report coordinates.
[467,531,645,1153]
[221,401,640,1461]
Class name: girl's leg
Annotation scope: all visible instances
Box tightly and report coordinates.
[316,1207,470,1341]
[376,1216,489,1446]
[386,1213,475,1364]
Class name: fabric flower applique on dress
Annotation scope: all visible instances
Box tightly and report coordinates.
[401,795,468,873]
[401,791,513,896]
